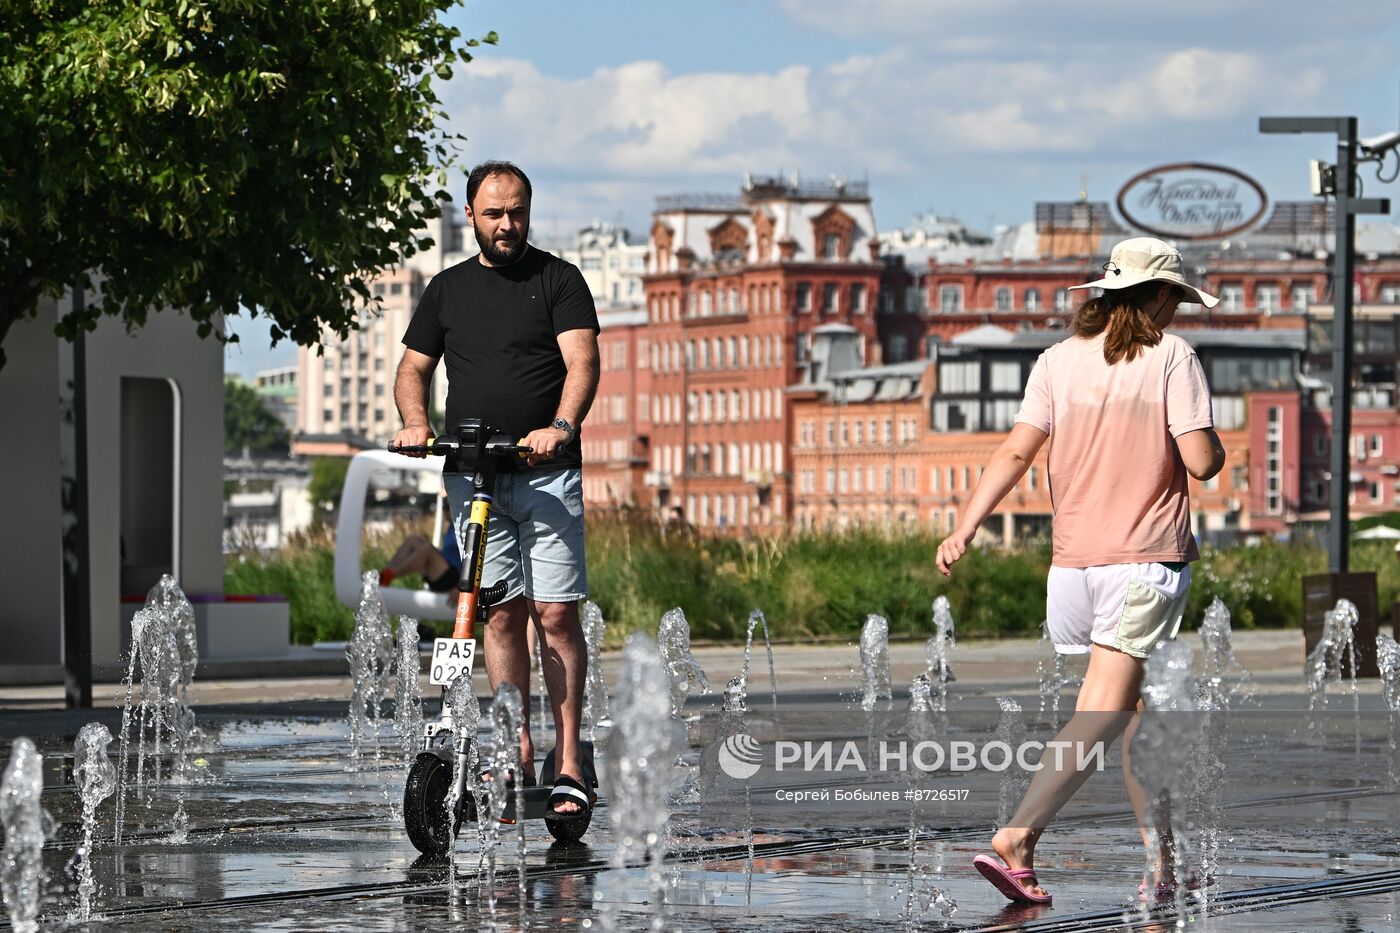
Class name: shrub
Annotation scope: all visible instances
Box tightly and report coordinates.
[226,512,1400,645]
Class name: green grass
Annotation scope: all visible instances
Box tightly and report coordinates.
[225,515,1400,645]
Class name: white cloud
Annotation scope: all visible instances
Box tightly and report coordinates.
[439,3,1395,231]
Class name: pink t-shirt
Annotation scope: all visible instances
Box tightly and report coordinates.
[1014,332,1213,568]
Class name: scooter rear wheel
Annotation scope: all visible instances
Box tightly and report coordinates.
[404,752,467,856]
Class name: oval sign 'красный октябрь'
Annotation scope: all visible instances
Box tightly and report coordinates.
[1116,163,1268,241]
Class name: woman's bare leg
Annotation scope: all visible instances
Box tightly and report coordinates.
[991,645,1145,899]
[384,534,450,581]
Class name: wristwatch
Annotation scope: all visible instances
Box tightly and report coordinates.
[551,418,576,444]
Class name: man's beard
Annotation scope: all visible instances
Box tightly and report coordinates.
[475,224,528,265]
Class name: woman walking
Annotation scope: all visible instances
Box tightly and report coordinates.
[935,237,1227,904]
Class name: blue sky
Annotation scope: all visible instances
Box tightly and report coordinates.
[225,0,1400,377]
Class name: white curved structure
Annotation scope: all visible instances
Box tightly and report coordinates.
[333,449,456,620]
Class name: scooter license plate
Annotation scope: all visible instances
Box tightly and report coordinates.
[429,637,477,686]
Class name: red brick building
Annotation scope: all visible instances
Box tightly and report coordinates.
[635,175,907,528]
[580,309,650,506]
[581,186,1400,540]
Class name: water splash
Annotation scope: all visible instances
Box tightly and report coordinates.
[1036,620,1081,729]
[1,738,47,933]
[346,571,395,766]
[1198,598,1253,709]
[71,723,116,922]
[994,698,1028,826]
[859,614,892,712]
[1379,633,1400,784]
[479,684,526,917]
[442,674,481,862]
[582,601,611,739]
[1307,599,1360,710]
[740,609,779,720]
[695,677,750,800]
[114,595,184,843]
[1130,640,1201,919]
[658,608,710,719]
[601,633,682,932]
[146,575,199,780]
[925,597,956,711]
[394,616,424,767]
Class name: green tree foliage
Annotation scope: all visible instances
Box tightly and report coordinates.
[224,377,289,456]
[307,456,350,516]
[0,2,495,370]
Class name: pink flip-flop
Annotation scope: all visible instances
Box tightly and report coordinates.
[974,853,1053,905]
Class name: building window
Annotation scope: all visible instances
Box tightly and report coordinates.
[1371,481,1383,504]
[1379,284,1400,304]
[1053,288,1071,311]
[1027,466,1038,491]
[390,282,403,295]
[1291,284,1315,310]
[939,361,980,393]
[1024,288,1041,311]
[822,233,841,259]
[887,335,908,363]
[990,361,1021,392]
[995,287,1013,311]
[939,285,963,313]
[850,283,866,314]
[1257,284,1281,313]
[1219,283,1244,312]
[823,283,839,313]
[1371,434,1384,457]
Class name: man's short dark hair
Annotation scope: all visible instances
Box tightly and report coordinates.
[466,161,532,208]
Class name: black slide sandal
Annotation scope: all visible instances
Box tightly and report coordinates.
[545,774,594,823]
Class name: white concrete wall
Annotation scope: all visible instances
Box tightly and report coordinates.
[0,293,226,676]
[0,299,64,669]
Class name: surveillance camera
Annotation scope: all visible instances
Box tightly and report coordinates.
[1359,130,1400,156]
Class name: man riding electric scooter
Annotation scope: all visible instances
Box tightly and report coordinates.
[392,160,601,845]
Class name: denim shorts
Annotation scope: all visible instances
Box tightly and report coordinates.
[443,467,588,604]
[1045,562,1191,659]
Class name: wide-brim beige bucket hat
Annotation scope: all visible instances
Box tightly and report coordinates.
[1069,236,1219,308]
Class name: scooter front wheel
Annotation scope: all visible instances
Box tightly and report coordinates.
[404,752,470,856]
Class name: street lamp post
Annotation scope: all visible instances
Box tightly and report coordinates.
[1260,116,1391,573]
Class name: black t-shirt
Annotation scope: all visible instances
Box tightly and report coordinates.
[401,247,599,471]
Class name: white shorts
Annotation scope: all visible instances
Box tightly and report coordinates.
[1046,562,1191,659]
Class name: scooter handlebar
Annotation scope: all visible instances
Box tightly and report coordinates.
[387,436,532,458]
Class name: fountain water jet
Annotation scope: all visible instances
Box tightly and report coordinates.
[1,738,47,933]
[994,697,1028,826]
[582,601,611,739]
[347,571,395,766]
[924,597,956,712]
[71,723,116,922]
[658,607,710,719]
[859,614,892,712]
[1036,621,1081,729]
[1131,640,1203,918]
[395,616,424,767]
[740,609,779,720]
[1379,633,1400,784]
[1198,597,1253,709]
[1306,599,1360,710]
[601,633,681,931]
[114,593,185,843]
[479,684,526,916]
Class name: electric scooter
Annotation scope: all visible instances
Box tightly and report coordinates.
[391,418,599,855]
